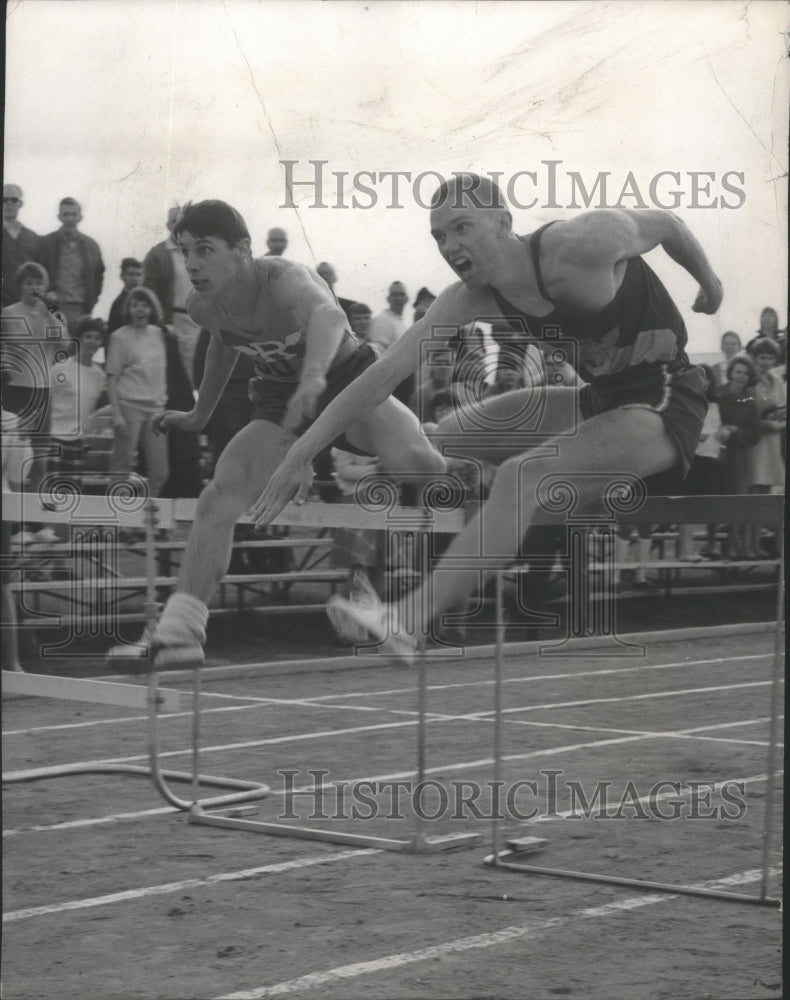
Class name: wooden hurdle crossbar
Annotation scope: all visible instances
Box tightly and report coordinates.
[485,492,784,907]
[1,668,183,711]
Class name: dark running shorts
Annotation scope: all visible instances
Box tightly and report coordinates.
[579,365,708,490]
[248,343,378,453]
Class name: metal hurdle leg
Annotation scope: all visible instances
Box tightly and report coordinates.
[483,569,783,907]
[187,510,480,852]
[143,501,271,812]
[759,517,784,901]
[490,571,505,864]
[189,644,480,851]
[3,499,270,805]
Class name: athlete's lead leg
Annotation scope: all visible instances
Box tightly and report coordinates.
[132,420,296,667]
[329,407,678,661]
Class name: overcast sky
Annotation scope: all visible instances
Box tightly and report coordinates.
[5,0,788,355]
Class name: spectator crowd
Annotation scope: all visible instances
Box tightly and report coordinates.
[1,182,785,614]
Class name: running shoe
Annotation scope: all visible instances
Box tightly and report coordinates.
[149,618,205,668]
[106,623,156,660]
[33,527,60,544]
[326,593,416,665]
[329,569,380,644]
[151,634,205,668]
[106,623,205,667]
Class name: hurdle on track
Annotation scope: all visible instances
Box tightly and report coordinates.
[2,490,271,810]
[157,495,481,851]
[484,493,784,907]
[3,489,784,873]
[2,487,477,848]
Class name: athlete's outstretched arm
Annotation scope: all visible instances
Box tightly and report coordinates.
[250,322,424,524]
[251,285,470,525]
[565,209,723,313]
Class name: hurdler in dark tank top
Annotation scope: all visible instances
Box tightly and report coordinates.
[487,222,693,395]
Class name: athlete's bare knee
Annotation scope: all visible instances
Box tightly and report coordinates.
[424,440,447,473]
[380,437,446,477]
[195,478,248,526]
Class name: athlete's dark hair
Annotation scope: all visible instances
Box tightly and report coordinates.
[172,200,251,247]
[430,173,507,211]
[120,257,143,273]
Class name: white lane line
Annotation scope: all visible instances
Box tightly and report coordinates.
[1,720,425,779]
[3,805,178,837]
[2,701,288,737]
[5,734,779,839]
[3,652,773,737]
[501,715,782,748]
[0,698,431,738]
[2,848,377,923]
[303,653,774,702]
[4,715,778,840]
[3,679,775,780]
[527,772,781,824]
[214,867,781,1000]
[460,679,775,721]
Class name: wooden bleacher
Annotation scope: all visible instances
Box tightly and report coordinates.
[3,492,782,632]
[6,532,344,627]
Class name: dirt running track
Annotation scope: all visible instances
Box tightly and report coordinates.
[2,627,783,1000]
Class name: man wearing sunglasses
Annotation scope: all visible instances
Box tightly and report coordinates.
[2,185,40,308]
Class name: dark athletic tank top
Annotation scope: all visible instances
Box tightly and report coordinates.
[487,223,691,392]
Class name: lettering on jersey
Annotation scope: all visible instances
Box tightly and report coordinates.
[218,328,305,379]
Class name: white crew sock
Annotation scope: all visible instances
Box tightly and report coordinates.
[156,592,209,644]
